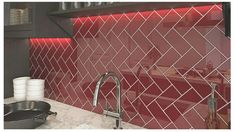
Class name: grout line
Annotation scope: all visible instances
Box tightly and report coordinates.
[173,28,204,58]
[193,27,228,60]
[172,103,194,128]
[146,9,171,37]
[162,8,182,38]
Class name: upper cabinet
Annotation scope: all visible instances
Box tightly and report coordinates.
[5,2,226,38]
[49,2,217,18]
[48,2,218,37]
[4,2,70,38]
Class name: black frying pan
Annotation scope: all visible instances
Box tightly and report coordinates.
[4,101,57,129]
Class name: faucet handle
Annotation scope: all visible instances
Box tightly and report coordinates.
[114,118,123,129]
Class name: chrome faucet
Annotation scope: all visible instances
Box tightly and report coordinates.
[93,71,122,129]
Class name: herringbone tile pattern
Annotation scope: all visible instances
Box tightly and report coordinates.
[30,4,230,129]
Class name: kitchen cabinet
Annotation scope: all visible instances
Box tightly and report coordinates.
[49,2,217,37]
[4,39,29,98]
[4,2,69,38]
[49,2,216,18]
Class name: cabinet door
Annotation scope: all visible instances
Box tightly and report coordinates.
[4,2,69,38]
[33,2,70,37]
[4,2,33,38]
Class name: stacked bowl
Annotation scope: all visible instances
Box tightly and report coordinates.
[13,77,30,101]
[26,79,45,101]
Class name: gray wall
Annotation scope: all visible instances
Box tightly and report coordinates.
[4,39,29,98]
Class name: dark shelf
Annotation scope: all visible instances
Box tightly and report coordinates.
[4,24,33,31]
[49,2,217,18]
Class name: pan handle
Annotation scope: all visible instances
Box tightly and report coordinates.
[33,111,57,122]
[48,111,57,116]
[34,113,47,123]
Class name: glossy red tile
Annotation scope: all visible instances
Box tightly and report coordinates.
[184,28,214,56]
[156,48,180,69]
[173,115,191,129]
[169,78,191,94]
[133,31,153,53]
[165,105,181,121]
[142,83,161,99]
[126,13,145,36]
[177,49,202,69]
[140,11,161,36]
[128,47,145,68]
[175,8,202,36]
[162,86,180,99]
[75,59,88,77]
[100,46,116,66]
[156,8,171,18]
[165,123,177,129]
[147,101,171,128]
[205,28,231,58]
[129,114,145,127]
[147,29,171,54]
[144,118,162,129]
[195,5,223,36]
[106,32,123,52]
[29,4,230,129]
[119,30,137,52]
[100,15,117,36]
[174,7,190,17]
[94,33,110,50]
[123,97,138,119]
[184,109,206,129]
[113,47,129,67]
[79,18,93,36]
[156,10,181,36]
[141,48,161,68]
[194,5,213,15]
[132,98,152,123]
[84,60,99,78]
[112,14,130,36]
[152,76,171,91]
[165,29,191,55]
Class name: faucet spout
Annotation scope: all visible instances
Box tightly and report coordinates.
[92,71,122,129]
[92,73,106,106]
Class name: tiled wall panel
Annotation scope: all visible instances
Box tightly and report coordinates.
[30,4,230,129]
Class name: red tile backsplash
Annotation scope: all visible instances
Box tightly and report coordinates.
[29,4,230,129]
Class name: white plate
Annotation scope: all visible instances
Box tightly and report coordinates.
[27,86,44,91]
[14,93,26,97]
[14,89,26,94]
[13,77,30,85]
[27,79,45,86]
[13,84,27,90]
[27,91,44,96]
[26,96,44,101]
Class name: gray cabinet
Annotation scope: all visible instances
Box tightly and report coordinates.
[4,39,30,98]
[4,2,69,38]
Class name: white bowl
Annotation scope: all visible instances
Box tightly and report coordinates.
[27,79,45,86]
[13,84,27,90]
[27,91,44,96]
[14,93,26,96]
[26,95,44,100]
[13,77,30,85]
[27,85,44,91]
[14,89,26,94]
[14,93,26,101]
